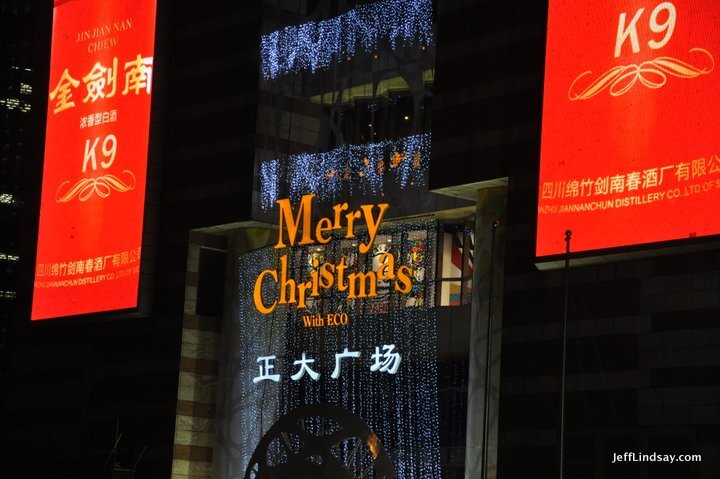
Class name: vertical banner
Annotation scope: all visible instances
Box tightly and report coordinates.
[537,1,720,257]
[32,0,157,320]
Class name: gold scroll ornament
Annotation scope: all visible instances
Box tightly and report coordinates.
[568,48,714,101]
[55,170,136,203]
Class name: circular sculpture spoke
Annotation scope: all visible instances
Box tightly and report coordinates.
[244,404,397,479]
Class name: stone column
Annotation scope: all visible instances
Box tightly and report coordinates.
[465,185,508,479]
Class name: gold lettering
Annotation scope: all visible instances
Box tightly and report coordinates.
[275,194,315,248]
[296,280,313,309]
[319,262,335,289]
[333,202,349,228]
[394,266,414,293]
[278,254,296,305]
[315,217,333,244]
[253,269,278,314]
[359,203,389,253]
[376,253,395,281]
[344,210,362,239]
[336,257,349,292]
[347,271,377,299]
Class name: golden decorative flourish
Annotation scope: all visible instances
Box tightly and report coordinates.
[568,48,714,101]
[55,170,136,203]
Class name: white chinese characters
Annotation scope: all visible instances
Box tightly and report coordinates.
[253,356,281,384]
[291,352,320,381]
[253,344,401,384]
[331,347,361,379]
[370,344,402,374]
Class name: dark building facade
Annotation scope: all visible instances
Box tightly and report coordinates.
[1,0,259,477]
[0,0,37,387]
[1,1,719,479]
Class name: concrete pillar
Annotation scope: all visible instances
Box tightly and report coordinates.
[465,185,508,479]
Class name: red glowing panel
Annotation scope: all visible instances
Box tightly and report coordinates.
[537,0,720,257]
[32,0,156,320]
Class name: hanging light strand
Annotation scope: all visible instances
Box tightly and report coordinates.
[260,133,431,210]
[224,220,441,479]
[261,0,433,79]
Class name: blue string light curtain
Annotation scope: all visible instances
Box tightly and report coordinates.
[261,0,433,79]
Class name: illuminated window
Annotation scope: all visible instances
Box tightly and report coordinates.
[0,99,28,111]
[403,229,430,308]
[435,222,474,307]
[0,98,20,110]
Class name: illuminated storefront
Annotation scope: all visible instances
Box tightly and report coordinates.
[174,202,482,479]
[218,216,442,479]
[171,1,492,478]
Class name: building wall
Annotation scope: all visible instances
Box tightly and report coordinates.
[500,249,720,478]
[430,1,720,478]
[430,0,546,189]
[0,0,36,388]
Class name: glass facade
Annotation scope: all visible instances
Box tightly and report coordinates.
[208,2,479,478]
[254,0,436,220]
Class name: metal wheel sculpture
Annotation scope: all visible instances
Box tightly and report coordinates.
[244,404,397,479]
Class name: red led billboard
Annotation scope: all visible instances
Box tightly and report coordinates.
[537,1,720,257]
[32,0,157,320]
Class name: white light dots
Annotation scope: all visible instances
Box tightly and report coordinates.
[260,133,431,209]
[226,222,441,479]
[261,0,433,79]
